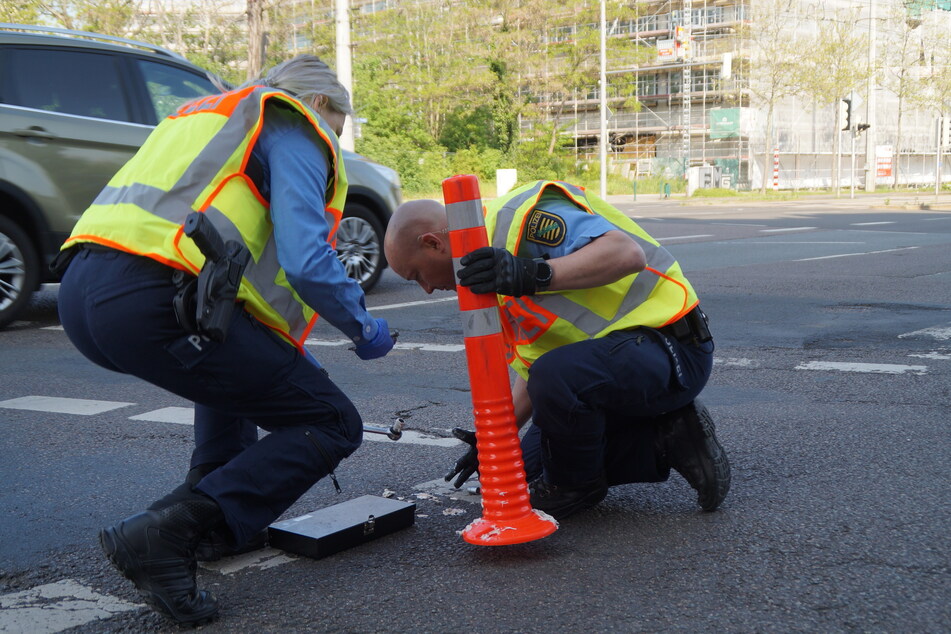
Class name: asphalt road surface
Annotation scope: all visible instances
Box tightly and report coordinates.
[1,196,949,633]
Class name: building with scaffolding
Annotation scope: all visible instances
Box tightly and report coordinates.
[553,0,950,191]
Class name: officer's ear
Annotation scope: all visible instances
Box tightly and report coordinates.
[418,232,445,251]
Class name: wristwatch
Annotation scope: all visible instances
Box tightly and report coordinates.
[533,258,553,290]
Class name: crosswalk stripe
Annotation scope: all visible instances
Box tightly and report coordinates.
[0,579,141,633]
[129,407,194,425]
[0,396,133,415]
[795,361,927,375]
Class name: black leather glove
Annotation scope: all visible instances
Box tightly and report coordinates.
[444,428,478,489]
[457,246,539,297]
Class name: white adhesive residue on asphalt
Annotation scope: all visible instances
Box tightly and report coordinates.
[898,326,951,341]
[0,579,141,634]
[200,548,296,575]
[795,361,927,375]
[0,396,133,415]
[129,407,194,425]
[442,508,466,516]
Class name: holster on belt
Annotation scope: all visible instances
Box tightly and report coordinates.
[659,306,712,346]
[172,212,251,342]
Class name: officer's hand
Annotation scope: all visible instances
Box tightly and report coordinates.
[354,318,396,360]
[457,247,538,297]
[444,427,478,488]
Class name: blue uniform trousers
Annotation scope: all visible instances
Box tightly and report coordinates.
[58,248,362,546]
[519,328,714,487]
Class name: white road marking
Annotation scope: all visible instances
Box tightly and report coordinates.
[41,325,64,331]
[795,361,927,375]
[851,221,895,226]
[899,326,951,341]
[369,296,457,311]
[795,246,918,261]
[0,396,133,415]
[908,351,951,360]
[760,226,817,233]
[129,407,194,425]
[742,241,863,245]
[305,338,465,352]
[713,357,757,367]
[364,429,462,447]
[0,580,141,633]
[126,405,464,446]
[200,548,296,575]
[656,234,713,242]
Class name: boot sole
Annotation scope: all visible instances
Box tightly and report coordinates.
[99,526,219,626]
[533,485,609,521]
[691,402,731,512]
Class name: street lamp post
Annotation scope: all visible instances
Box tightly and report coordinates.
[335,0,355,151]
[599,0,608,198]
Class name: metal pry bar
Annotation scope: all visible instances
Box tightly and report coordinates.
[363,417,404,441]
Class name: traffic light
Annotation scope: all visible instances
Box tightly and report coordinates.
[839,98,852,131]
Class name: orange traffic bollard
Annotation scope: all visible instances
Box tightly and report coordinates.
[442,174,558,546]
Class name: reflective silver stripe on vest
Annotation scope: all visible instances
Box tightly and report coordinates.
[446,199,484,231]
[93,88,340,341]
[492,181,678,336]
[202,207,307,335]
[506,297,548,340]
[462,307,501,338]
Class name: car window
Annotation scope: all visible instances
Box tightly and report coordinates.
[136,59,218,121]
[2,47,129,121]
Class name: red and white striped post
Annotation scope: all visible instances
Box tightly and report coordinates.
[442,174,558,546]
[772,148,780,191]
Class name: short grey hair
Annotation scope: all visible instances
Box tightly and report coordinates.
[240,54,353,115]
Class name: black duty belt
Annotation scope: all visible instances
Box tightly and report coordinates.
[657,306,712,346]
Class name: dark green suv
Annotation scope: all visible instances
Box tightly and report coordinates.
[0,24,401,328]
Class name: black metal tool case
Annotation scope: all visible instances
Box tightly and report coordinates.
[268,495,416,560]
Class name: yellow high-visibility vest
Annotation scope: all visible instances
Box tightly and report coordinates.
[63,86,348,351]
[485,180,699,378]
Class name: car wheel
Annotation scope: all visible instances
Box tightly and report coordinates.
[0,216,40,329]
[336,203,385,292]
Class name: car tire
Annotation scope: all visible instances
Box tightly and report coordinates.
[336,203,385,292]
[0,215,40,329]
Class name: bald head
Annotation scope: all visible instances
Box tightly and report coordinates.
[384,199,456,293]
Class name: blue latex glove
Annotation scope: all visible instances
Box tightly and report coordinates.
[354,318,395,360]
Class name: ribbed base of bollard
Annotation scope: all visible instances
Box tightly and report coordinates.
[461,510,559,546]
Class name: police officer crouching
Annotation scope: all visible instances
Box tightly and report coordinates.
[384,181,730,520]
[53,55,394,625]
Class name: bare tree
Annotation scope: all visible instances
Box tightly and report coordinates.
[798,5,870,195]
[743,0,806,193]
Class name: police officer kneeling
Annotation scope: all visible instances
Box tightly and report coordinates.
[383,181,730,520]
[53,56,394,625]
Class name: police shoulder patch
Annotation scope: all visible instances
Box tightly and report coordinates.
[525,209,566,247]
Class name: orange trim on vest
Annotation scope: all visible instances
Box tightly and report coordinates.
[645,266,695,324]
[171,86,258,119]
[63,234,191,272]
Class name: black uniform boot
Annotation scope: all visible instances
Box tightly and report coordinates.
[655,399,731,512]
[99,484,223,625]
[529,474,608,520]
[184,465,269,562]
